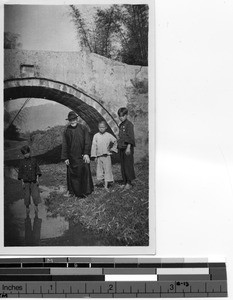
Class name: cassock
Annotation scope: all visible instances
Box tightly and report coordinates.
[61,123,94,197]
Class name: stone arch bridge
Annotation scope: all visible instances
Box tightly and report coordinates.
[4,49,148,137]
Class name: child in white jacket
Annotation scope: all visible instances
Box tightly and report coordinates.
[91,121,117,191]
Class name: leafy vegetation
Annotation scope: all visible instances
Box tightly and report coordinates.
[4,124,21,140]
[70,4,148,66]
[4,32,22,49]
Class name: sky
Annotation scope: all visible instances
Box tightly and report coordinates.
[5,5,79,52]
[4,4,110,51]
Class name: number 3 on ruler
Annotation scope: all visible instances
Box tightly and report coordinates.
[170,284,175,291]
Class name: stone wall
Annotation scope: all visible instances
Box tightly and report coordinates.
[5,50,147,113]
[4,49,149,162]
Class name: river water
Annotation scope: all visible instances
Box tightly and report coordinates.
[5,170,105,247]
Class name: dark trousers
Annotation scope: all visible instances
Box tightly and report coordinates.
[23,182,41,206]
[119,148,136,184]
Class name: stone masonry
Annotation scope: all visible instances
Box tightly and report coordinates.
[4,49,149,161]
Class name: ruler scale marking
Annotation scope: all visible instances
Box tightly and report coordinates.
[0,258,227,298]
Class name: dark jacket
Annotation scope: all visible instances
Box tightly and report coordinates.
[18,157,41,182]
[118,119,135,149]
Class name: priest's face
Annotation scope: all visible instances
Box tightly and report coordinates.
[70,117,78,127]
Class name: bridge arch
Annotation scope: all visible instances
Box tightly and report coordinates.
[4,77,119,136]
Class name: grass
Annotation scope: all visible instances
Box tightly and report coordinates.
[44,157,149,246]
[4,142,149,246]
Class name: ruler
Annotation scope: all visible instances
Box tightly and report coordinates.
[0,257,227,298]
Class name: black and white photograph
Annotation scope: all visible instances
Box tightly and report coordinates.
[3,1,155,254]
[3,0,233,295]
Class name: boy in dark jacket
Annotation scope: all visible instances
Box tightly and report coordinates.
[18,145,41,216]
[117,107,136,190]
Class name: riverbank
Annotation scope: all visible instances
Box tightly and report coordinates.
[44,158,149,246]
[4,156,149,246]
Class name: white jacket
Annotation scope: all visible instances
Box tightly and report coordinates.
[91,132,117,157]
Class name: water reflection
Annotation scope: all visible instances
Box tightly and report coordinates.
[9,192,70,246]
[5,166,105,246]
[25,215,42,246]
[7,185,105,246]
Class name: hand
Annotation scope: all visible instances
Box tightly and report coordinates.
[65,159,70,166]
[125,147,131,156]
[83,155,90,164]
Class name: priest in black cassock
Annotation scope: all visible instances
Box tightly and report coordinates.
[61,111,94,198]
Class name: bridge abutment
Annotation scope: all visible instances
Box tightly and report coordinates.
[4,49,148,161]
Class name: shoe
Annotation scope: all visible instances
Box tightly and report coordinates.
[104,187,110,192]
[64,191,72,197]
[123,183,132,190]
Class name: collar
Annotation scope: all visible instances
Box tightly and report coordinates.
[69,124,79,129]
[120,119,128,126]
